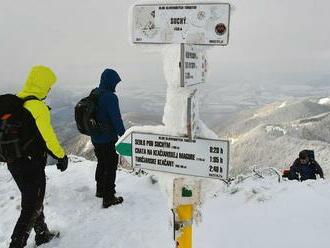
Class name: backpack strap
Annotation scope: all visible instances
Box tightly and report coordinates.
[22,96,40,103]
[89,88,100,99]
[18,96,42,155]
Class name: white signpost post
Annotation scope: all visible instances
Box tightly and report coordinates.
[120,3,231,248]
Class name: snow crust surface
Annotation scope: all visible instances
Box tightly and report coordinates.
[1,160,330,248]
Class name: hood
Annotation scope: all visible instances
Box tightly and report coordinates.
[17,65,57,100]
[99,69,121,92]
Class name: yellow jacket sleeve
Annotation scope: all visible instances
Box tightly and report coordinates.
[24,100,66,159]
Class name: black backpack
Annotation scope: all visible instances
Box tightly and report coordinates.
[75,89,101,136]
[0,94,43,162]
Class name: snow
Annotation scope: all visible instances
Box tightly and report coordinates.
[0,159,172,248]
[318,97,330,105]
[1,160,330,248]
[195,175,330,248]
[265,125,287,135]
[82,140,93,154]
[122,11,220,216]
[278,101,287,108]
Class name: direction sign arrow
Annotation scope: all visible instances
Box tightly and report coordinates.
[116,132,229,180]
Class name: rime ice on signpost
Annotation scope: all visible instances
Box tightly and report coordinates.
[123,2,231,248]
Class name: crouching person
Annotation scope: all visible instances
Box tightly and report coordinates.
[3,66,68,248]
[288,150,324,181]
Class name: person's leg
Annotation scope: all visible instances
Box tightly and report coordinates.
[33,211,59,246]
[8,157,46,248]
[102,142,123,208]
[94,144,107,197]
[33,212,47,234]
[103,142,118,198]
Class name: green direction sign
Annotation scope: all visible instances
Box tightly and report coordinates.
[116,142,132,157]
[116,132,132,156]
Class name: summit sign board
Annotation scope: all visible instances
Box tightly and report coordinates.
[131,132,229,180]
[132,3,230,45]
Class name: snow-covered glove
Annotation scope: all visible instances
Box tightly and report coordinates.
[57,155,68,172]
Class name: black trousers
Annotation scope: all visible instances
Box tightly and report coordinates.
[93,142,118,198]
[8,155,47,245]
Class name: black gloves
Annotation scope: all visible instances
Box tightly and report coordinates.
[57,155,68,172]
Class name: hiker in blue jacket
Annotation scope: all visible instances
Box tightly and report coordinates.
[288,150,324,181]
[91,68,125,208]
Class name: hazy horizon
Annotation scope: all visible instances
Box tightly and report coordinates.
[1,0,330,89]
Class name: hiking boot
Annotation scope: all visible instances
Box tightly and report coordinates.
[35,230,60,247]
[102,196,123,208]
[9,231,29,248]
[9,241,25,248]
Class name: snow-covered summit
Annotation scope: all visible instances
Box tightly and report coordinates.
[1,159,330,248]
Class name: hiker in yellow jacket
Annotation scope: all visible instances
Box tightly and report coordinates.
[7,65,68,248]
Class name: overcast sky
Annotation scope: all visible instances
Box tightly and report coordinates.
[0,0,329,89]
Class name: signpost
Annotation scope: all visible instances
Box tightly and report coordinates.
[116,131,229,248]
[117,132,229,179]
[132,3,230,45]
[180,44,207,87]
[172,178,201,248]
[187,89,198,140]
[126,3,231,247]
